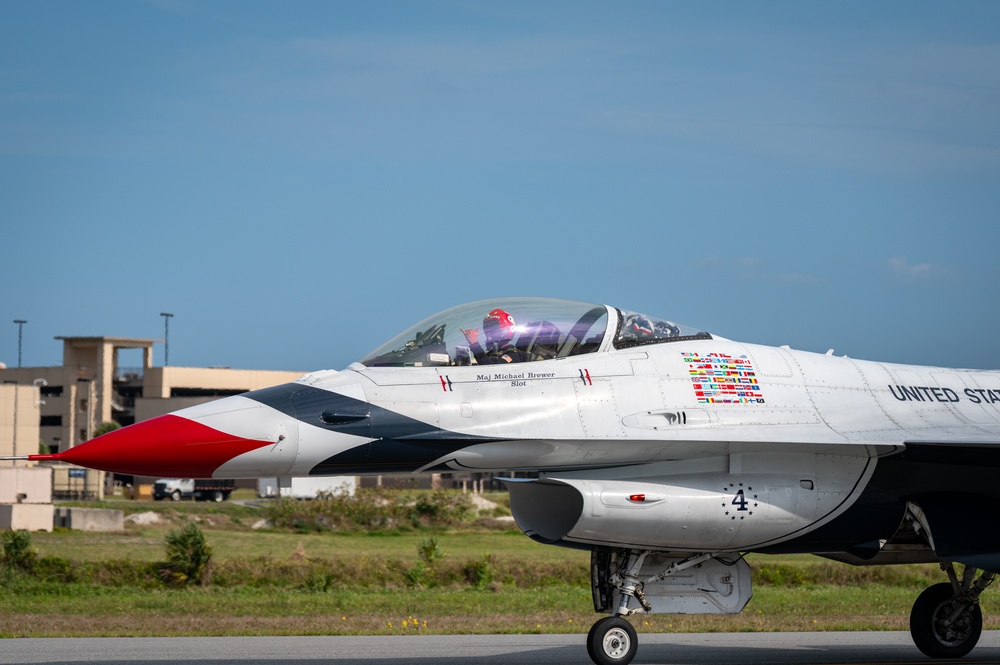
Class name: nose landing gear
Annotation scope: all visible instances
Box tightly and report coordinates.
[587,550,724,665]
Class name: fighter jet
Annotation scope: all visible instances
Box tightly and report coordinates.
[15,297,1000,665]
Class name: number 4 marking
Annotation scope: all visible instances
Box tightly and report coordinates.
[732,489,748,511]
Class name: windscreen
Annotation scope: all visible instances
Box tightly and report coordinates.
[359,298,610,367]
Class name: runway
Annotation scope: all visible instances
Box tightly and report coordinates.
[3,632,1000,665]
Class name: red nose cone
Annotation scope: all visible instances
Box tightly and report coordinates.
[30,414,272,477]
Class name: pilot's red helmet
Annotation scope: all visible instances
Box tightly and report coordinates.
[483,308,516,345]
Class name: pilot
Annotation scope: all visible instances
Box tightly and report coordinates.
[620,313,655,342]
[461,308,533,364]
[654,319,681,338]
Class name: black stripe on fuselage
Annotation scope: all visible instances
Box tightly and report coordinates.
[244,383,496,474]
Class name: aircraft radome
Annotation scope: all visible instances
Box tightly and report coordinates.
[10,297,1000,665]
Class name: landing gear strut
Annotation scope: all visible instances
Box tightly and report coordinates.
[910,562,995,658]
[587,549,720,665]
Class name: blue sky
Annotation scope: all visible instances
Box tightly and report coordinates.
[2,1,999,372]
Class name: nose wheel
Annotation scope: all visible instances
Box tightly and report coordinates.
[587,617,638,665]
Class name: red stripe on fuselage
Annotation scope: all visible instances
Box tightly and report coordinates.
[30,414,272,477]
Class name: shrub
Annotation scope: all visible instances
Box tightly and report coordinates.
[93,422,122,437]
[405,561,428,588]
[303,570,336,593]
[414,491,474,525]
[264,488,477,532]
[418,536,446,566]
[33,555,76,583]
[161,522,212,586]
[84,559,162,588]
[466,553,495,590]
[1,530,37,571]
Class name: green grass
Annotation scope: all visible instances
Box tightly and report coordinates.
[30,527,576,564]
[5,494,1000,638]
[4,584,999,638]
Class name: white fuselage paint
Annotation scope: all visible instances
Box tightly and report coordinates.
[194,337,999,551]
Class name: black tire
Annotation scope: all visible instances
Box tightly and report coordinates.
[211,490,224,502]
[170,490,182,501]
[587,617,637,665]
[910,582,982,658]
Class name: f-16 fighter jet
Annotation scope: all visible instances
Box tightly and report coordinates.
[14,297,1000,665]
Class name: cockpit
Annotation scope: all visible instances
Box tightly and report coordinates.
[359,297,711,368]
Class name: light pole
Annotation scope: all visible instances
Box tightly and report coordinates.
[160,312,174,366]
[13,319,26,367]
[11,320,26,457]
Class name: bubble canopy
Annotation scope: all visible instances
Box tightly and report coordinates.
[358,297,709,368]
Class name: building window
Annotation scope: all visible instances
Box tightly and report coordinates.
[40,415,62,427]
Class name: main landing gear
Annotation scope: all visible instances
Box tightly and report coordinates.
[910,562,995,659]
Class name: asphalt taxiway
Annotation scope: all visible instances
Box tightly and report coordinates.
[3,631,1000,665]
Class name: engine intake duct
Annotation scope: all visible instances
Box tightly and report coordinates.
[502,478,583,544]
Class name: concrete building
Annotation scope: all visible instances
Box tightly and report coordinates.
[0,382,41,461]
[0,467,53,531]
[0,336,303,455]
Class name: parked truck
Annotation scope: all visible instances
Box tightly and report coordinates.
[153,478,236,502]
[257,476,356,499]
